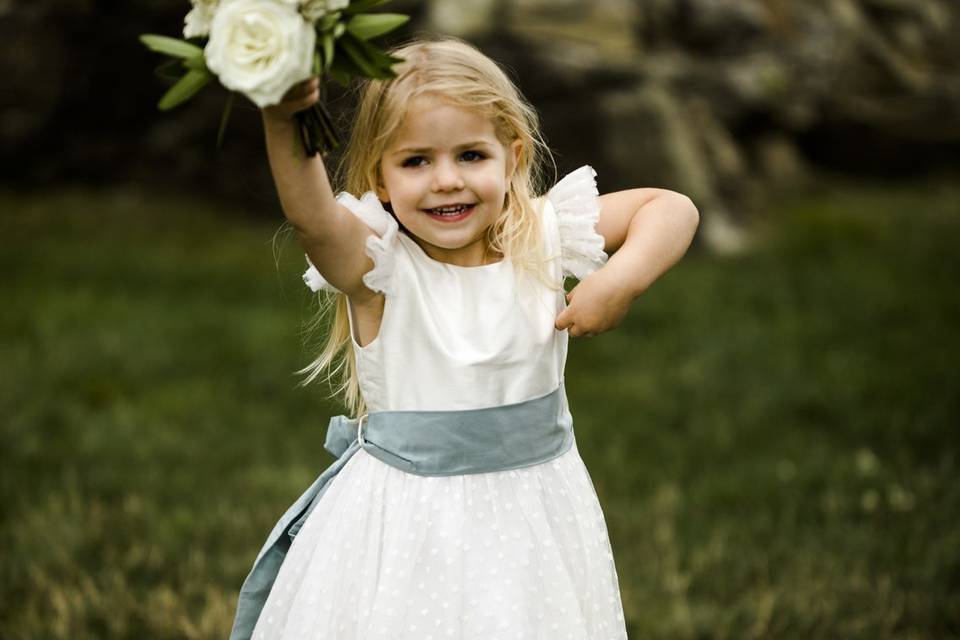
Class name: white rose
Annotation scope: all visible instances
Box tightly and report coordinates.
[300,0,349,24]
[183,0,219,38]
[204,0,316,108]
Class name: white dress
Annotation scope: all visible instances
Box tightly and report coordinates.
[253,166,629,640]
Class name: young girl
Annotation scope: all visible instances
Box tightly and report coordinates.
[231,37,698,640]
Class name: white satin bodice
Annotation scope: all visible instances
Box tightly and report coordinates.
[347,202,568,412]
[301,165,609,413]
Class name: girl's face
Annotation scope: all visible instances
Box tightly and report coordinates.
[377,95,522,267]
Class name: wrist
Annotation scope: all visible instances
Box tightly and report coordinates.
[599,258,650,301]
[261,109,298,130]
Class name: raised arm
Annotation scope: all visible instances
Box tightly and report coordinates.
[261,78,379,302]
[555,188,699,337]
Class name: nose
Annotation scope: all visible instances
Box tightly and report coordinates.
[431,158,464,192]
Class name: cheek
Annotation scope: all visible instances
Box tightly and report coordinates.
[489,177,507,195]
[380,170,412,203]
[474,170,507,194]
[394,184,422,206]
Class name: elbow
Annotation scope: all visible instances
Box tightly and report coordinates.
[290,219,324,246]
[666,191,699,235]
[683,194,700,233]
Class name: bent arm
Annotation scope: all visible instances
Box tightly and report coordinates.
[554,188,698,336]
[596,188,699,298]
[261,81,379,302]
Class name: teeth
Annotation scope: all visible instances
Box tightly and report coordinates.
[428,204,470,216]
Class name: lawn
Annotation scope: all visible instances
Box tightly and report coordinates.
[1,177,958,638]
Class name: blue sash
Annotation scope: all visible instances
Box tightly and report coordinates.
[229,384,574,640]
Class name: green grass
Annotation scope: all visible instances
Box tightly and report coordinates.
[1,178,958,638]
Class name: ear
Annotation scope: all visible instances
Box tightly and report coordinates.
[505,139,522,181]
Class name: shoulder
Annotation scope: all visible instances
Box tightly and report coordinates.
[542,166,607,281]
[302,192,401,298]
[547,166,599,209]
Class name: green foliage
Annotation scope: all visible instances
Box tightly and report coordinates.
[139,34,204,60]
[320,33,335,72]
[342,0,391,15]
[1,177,958,638]
[336,31,402,80]
[346,13,409,41]
[158,69,213,111]
[139,34,211,111]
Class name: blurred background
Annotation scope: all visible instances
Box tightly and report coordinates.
[2,0,959,638]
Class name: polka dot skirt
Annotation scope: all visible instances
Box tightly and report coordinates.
[252,442,628,639]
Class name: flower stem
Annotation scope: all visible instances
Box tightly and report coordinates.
[295,101,340,157]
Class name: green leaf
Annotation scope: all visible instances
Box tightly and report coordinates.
[154,59,183,82]
[337,32,401,79]
[343,0,390,15]
[338,33,381,78]
[328,66,351,86]
[158,69,212,110]
[345,32,403,73]
[183,52,207,72]
[140,34,204,60]
[317,11,342,32]
[346,13,409,40]
[330,43,366,79]
[322,33,335,71]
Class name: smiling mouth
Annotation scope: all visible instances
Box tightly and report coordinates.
[423,204,476,219]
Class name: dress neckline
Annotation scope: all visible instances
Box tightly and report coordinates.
[398,232,507,271]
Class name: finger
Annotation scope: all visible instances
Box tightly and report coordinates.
[297,82,318,102]
[555,309,571,331]
[290,89,320,113]
[303,88,320,106]
[299,77,320,96]
[287,77,319,101]
[283,83,304,102]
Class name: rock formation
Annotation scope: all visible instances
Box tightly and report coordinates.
[2,0,958,249]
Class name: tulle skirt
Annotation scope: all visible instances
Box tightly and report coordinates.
[251,441,628,640]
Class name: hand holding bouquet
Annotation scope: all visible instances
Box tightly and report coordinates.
[141,0,408,156]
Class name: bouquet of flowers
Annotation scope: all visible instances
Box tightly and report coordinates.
[140,0,408,156]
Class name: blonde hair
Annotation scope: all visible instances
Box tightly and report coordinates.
[300,36,556,417]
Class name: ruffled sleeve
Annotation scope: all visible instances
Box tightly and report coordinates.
[546,165,609,280]
[302,191,400,296]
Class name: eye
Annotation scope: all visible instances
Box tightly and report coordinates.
[402,156,426,168]
[460,150,485,162]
